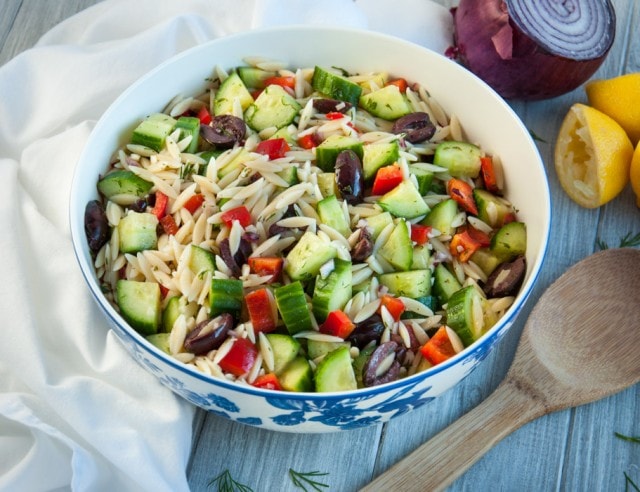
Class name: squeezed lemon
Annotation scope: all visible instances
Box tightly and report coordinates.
[554,103,633,208]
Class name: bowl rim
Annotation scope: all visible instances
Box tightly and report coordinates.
[70,24,552,399]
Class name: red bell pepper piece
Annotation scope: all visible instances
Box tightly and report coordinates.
[380,295,405,321]
[319,310,356,339]
[248,257,283,283]
[372,164,403,195]
[450,226,490,262]
[480,156,500,194]
[256,138,291,160]
[220,205,252,228]
[420,326,457,365]
[159,284,170,299]
[386,78,408,93]
[219,338,259,377]
[245,288,277,334]
[197,105,212,125]
[150,191,168,219]
[264,76,296,89]
[297,133,318,150]
[447,178,478,215]
[159,214,179,236]
[252,373,283,391]
[325,112,345,120]
[465,226,491,247]
[410,224,431,245]
[183,193,205,214]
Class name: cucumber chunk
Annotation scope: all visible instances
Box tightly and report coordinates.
[279,355,314,392]
[317,194,351,237]
[277,166,299,187]
[214,72,254,116]
[491,222,526,261]
[316,172,339,198]
[312,259,352,321]
[131,113,177,152]
[116,279,161,335]
[146,333,170,354]
[433,141,482,178]
[411,244,431,270]
[117,211,158,254]
[307,339,349,360]
[274,281,313,335]
[409,165,434,195]
[359,85,412,121]
[265,333,301,374]
[285,231,337,281]
[188,245,216,276]
[446,286,484,346]
[315,135,364,172]
[378,270,431,298]
[377,180,429,219]
[209,278,243,318]
[363,140,400,180]
[244,85,301,132]
[312,66,363,106]
[433,263,463,304]
[364,212,393,240]
[162,295,184,333]
[474,189,516,228]
[237,66,276,90]
[421,198,458,235]
[97,170,153,199]
[315,346,357,392]
[378,220,413,271]
[174,116,200,153]
[353,343,376,388]
[470,248,502,276]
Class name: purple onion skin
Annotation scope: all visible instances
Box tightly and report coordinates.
[452,0,615,100]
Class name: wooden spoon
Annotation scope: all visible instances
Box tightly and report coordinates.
[362,248,640,492]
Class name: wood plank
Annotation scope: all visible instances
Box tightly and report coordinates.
[187,413,382,491]
[0,0,102,65]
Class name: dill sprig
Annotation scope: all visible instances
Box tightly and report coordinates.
[289,469,330,492]
[528,129,547,143]
[597,232,640,250]
[615,432,640,444]
[625,472,640,492]
[208,470,254,492]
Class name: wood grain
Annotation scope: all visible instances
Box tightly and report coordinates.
[2,1,639,491]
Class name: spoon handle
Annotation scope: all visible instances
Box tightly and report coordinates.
[361,378,547,492]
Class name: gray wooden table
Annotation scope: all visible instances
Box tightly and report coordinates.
[2,1,638,490]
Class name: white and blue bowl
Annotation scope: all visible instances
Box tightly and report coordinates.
[70,26,551,433]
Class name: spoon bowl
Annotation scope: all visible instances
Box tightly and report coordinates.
[363,248,640,491]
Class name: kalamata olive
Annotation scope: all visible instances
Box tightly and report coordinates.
[348,314,385,348]
[483,255,527,298]
[363,341,401,387]
[392,112,436,143]
[219,237,252,277]
[312,98,353,114]
[200,115,246,148]
[351,227,373,261]
[183,313,233,355]
[84,200,110,252]
[335,149,364,205]
[129,198,147,213]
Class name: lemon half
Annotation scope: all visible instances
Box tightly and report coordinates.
[586,73,640,145]
[555,103,633,209]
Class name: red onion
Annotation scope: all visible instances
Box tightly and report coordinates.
[452,0,616,100]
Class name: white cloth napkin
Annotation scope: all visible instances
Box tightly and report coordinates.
[0,1,452,490]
